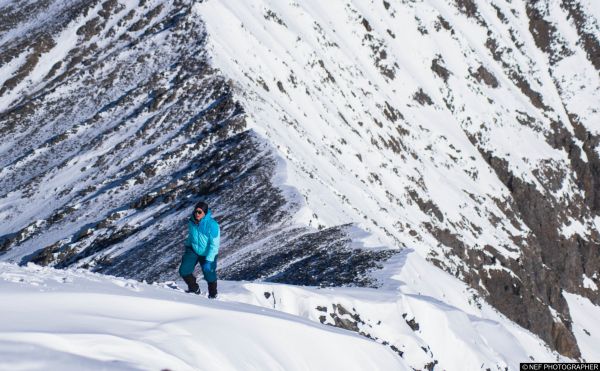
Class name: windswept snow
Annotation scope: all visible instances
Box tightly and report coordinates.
[0,262,407,371]
[0,257,570,371]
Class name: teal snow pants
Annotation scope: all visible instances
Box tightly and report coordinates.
[178,246,218,283]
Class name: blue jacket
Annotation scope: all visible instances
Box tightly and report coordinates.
[185,209,220,261]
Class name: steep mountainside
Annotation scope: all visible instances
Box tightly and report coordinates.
[0,0,393,286]
[197,0,600,358]
[1,0,599,361]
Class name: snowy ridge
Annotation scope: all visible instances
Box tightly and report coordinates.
[0,261,572,370]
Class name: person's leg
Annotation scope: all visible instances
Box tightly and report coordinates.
[200,255,218,298]
[179,247,200,293]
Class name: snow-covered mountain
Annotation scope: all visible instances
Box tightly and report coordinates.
[1,0,599,364]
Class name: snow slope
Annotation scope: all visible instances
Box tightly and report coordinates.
[232,248,573,370]
[564,292,600,362]
[195,0,599,251]
[0,258,570,371]
[0,262,407,371]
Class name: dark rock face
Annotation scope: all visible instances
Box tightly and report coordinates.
[471,65,499,88]
[431,55,451,82]
[480,149,600,358]
[449,117,600,358]
[446,114,600,358]
[222,224,397,287]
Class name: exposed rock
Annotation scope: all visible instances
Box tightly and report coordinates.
[471,65,499,88]
[431,55,451,82]
[526,1,572,64]
[413,89,434,106]
[560,1,600,70]
[222,224,398,287]
[402,313,420,331]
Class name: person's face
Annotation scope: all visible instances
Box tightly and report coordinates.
[194,208,205,221]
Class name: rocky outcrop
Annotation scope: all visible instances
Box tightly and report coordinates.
[222,224,397,287]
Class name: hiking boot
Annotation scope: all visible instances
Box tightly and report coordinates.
[208,281,218,299]
[187,287,201,295]
[182,274,200,294]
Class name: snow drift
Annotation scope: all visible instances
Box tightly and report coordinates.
[0,262,407,371]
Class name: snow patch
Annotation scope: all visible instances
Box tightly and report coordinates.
[563,291,600,362]
[582,274,598,291]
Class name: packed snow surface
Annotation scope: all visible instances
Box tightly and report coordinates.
[0,263,407,371]
[0,254,571,370]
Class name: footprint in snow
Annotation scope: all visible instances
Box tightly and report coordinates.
[112,279,141,291]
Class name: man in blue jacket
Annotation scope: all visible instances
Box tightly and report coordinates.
[179,201,220,298]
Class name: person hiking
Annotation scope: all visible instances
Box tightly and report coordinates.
[179,201,220,298]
